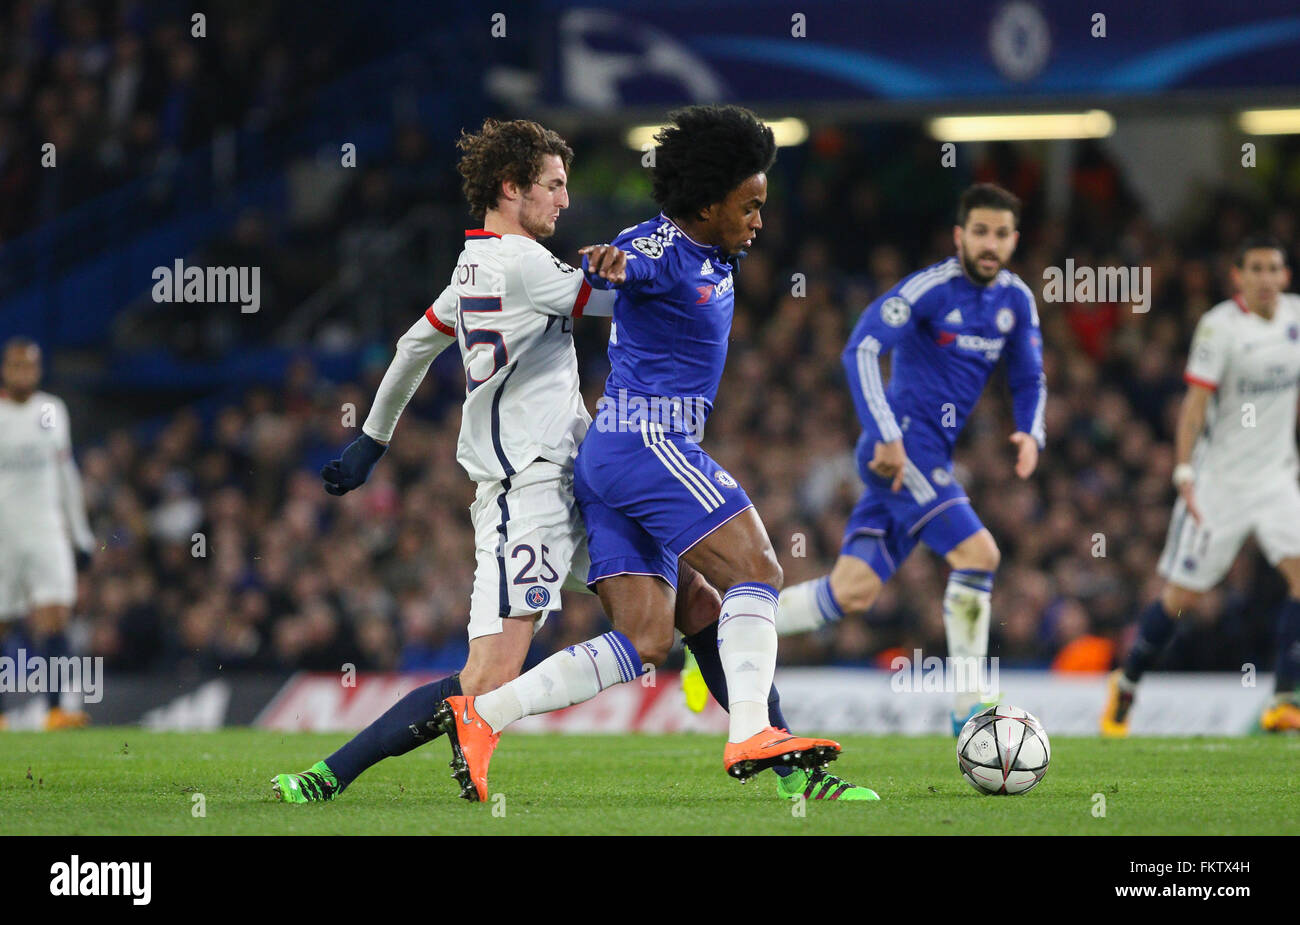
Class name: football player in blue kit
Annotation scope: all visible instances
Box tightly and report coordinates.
[777,184,1047,735]
[444,106,878,802]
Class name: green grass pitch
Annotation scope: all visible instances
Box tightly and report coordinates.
[1,729,1298,835]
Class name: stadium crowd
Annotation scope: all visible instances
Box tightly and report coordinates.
[0,0,359,243]
[53,124,1300,677]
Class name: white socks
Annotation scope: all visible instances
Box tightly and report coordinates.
[776,576,845,636]
[717,582,780,742]
[474,631,643,733]
[943,569,995,717]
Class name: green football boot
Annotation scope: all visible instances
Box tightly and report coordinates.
[271,760,341,803]
[777,767,880,801]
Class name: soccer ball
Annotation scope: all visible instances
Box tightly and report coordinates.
[957,704,1050,795]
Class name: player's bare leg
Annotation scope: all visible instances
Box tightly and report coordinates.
[775,554,883,635]
[30,603,87,729]
[1103,582,1199,737]
[683,508,840,780]
[943,529,1001,730]
[459,617,536,695]
[1262,557,1300,731]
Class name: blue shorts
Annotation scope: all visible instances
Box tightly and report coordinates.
[841,458,984,581]
[574,422,754,588]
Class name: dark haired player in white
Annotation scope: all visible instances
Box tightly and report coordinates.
[1103,236,1300,734]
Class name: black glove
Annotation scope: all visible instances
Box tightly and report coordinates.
[321,433,387,496]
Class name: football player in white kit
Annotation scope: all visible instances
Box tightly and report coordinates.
[272,119,723,801]
[1103,236,1300,734]
[0,338,96,729]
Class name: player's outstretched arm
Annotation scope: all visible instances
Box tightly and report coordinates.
[578,244,627,285]
[54,402,95,555]
[1172,384,1212,523]
[323,295,457,496]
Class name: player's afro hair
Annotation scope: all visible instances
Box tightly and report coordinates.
[456,119,573,221]
[651,105,776,219]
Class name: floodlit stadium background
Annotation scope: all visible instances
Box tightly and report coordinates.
[4,0,1300,733]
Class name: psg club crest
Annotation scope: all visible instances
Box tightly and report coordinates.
[525,585,551,609]
[996,307,1016,333]
[714,470,738,489]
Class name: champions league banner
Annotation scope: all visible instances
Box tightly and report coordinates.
[25,669,1254,735]
[541,0,1300,108]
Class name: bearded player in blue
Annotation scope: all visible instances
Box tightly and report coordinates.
[575,105,877,797]
[777,184,1047,735]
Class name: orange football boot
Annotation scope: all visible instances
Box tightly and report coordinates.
[724,726,840,782]
[437,695,500,802]
[1261,698,1300,732]
[45,707,90,730]
[1100,670,1134,738]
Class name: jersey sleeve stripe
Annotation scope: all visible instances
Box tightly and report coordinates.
[1183,371,1218,391]
[572,280,592,317]
[425,306,456,336]
[856,335,903,442]
[898,259,960,304]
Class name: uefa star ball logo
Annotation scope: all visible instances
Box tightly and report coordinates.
[526,586,550,608]
[880,297,910,327]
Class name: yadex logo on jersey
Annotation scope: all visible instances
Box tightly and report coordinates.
[955,334,1005,361]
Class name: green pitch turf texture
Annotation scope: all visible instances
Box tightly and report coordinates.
[1,729,1297,835]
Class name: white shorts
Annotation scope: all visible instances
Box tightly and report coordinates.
[467,459,591,641]
[0,533,77,619]
[1157,479,1300,591]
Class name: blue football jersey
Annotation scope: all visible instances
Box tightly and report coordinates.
[844,257,1046,472]
[582,214,738,437]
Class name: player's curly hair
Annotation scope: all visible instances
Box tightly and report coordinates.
[456,119,574,221]
[957,183,1022,227]
[651,105,777,219]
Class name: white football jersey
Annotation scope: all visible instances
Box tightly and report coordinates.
[1184,294,1300,490]
[0,391,91,546]
[425,229,614,484]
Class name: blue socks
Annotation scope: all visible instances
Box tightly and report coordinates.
[41,632,70,709]
[1122,600,1177,685]
[814,576,845,624]
[326,673,462,789]
[1275,598,1300,695]
[684,620,796,777]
